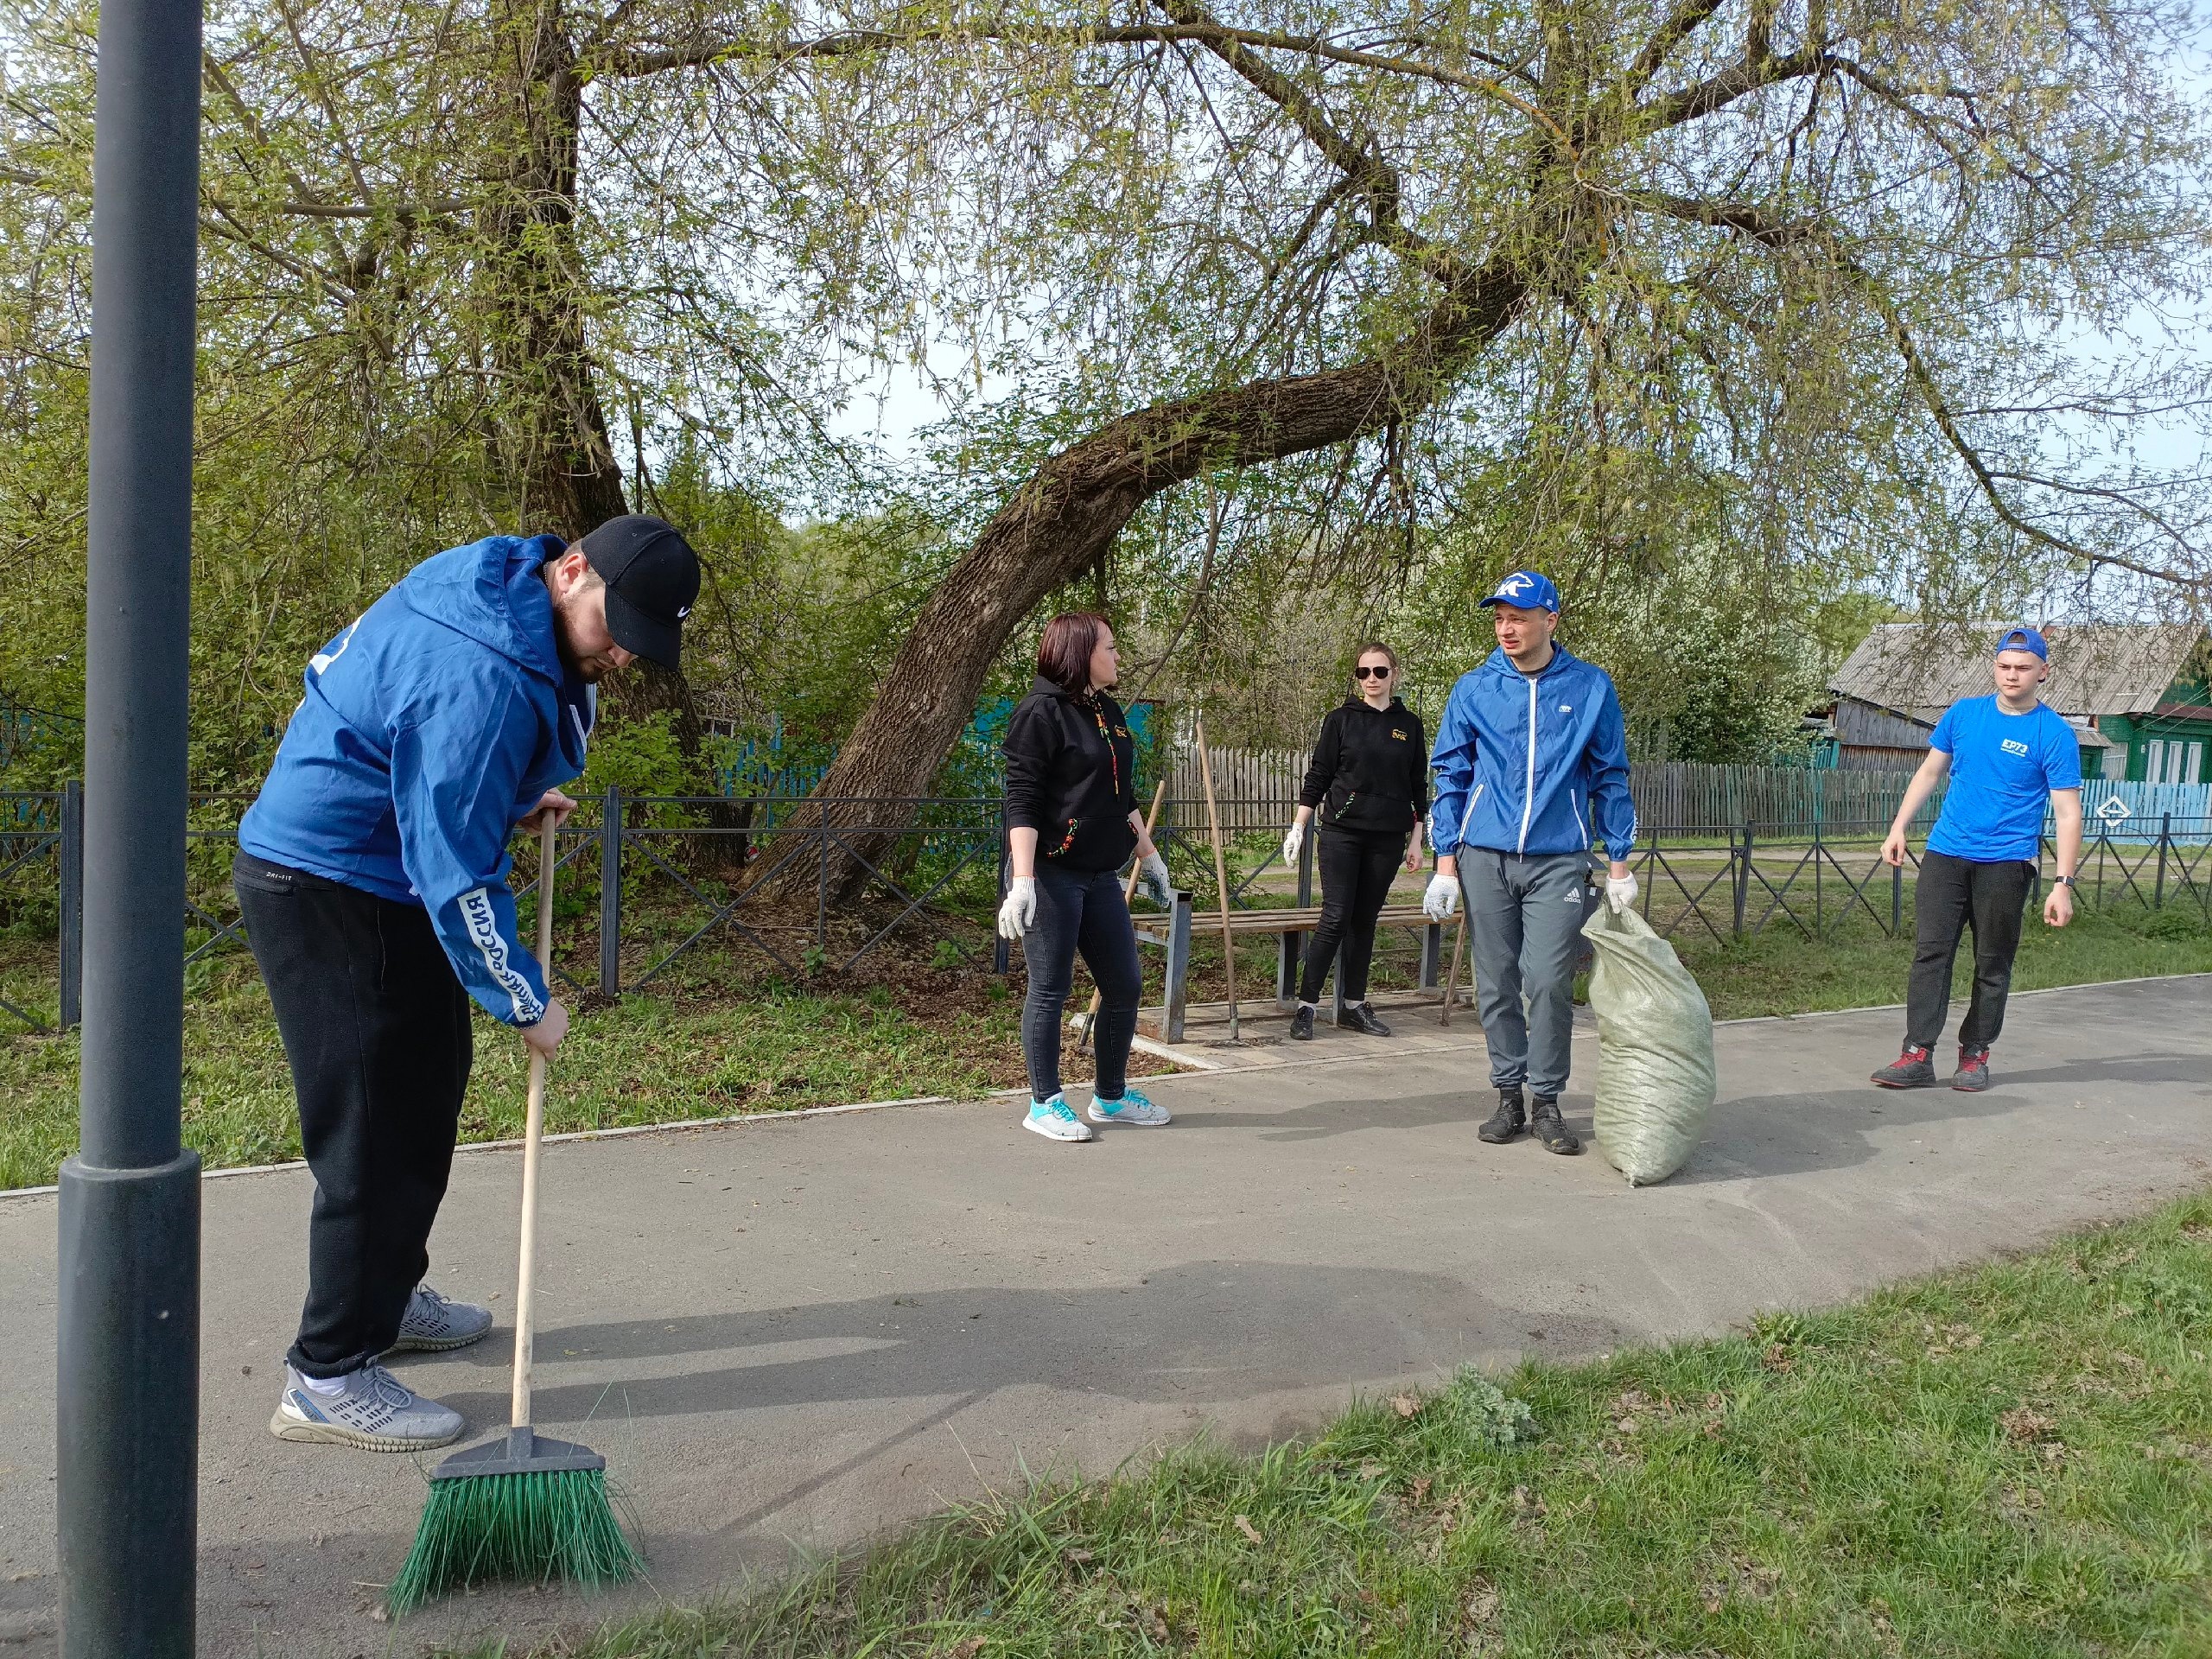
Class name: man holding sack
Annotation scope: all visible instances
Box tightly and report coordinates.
[1424,570,1637,1154]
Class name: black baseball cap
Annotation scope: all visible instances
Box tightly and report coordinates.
[576,515,700,671]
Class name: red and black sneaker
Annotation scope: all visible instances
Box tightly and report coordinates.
[1951,1046,1992,1092]
[1871,1045,1938,1089]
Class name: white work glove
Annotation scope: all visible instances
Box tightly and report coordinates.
[997,875,1037,941]
[1422,871,1459,921]
[1605,873,1638,913]
[1135,850,1173,907]
[1281,820,1306,866]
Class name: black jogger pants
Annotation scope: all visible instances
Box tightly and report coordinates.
[1298,827,1406,1005]
[1904,848,2036,1054]
[234,852,474,1378]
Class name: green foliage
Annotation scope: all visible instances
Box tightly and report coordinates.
[3,0,2208,792]
[576,711,698,823]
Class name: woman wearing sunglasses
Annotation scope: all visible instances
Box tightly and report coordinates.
[1281,643,1428,1040]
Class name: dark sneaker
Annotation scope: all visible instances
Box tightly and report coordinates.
[1341,1002,1392,1037]
[1871,1046,1938,1089]
[1478,1088,1526,1143]
[1290,1005,1315,1041]
[1530,1098,1583,1155]
[1951,1046,1992,1091]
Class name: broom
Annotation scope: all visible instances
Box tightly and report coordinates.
[387,810,641,1615]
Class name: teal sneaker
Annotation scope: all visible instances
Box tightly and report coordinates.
[1087,1086,1172,1127]
[1024,1093,1096,1142]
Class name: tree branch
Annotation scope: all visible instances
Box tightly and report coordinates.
[1639,45,1829,128]
[1635,190,2212,594]
[1624,0,1725,97]
[584,22,1562,137]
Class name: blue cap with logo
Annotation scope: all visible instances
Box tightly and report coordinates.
[1478,569,1560,613]
[1994,625,2048,662]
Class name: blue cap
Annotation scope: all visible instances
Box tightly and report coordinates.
[1994,625,2048,661]
[1478,569,1560,613]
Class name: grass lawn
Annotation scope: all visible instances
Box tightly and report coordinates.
[450,1189,2212,1658]
[3,899,2208,1191]
[1679,900,2212,1022]
[0,940,1044,1191]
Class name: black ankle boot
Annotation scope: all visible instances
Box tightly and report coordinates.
[1530,1097,1583,1155]
[1478,1088,1526,1143]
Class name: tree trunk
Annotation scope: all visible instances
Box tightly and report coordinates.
[486,0,628,539]
[784,257,1526,901]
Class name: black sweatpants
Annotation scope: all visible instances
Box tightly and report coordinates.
[1299,827,1405,1004]
[1020,862,1142,1103]
[234,852,474,1377]
[1905,849,2037,1053]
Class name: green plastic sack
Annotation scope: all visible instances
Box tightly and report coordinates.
[1580,900,1717,1185]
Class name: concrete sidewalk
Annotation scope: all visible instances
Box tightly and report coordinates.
[3,976,2208,1657]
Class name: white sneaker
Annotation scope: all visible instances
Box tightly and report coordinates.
[386,1283,493,1353]
[270,1362,464,1452]
[1023,1093,1096,1142]
[1087,1086,1172,1127]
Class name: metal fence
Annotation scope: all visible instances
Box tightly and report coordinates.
[3,788,2207,1035]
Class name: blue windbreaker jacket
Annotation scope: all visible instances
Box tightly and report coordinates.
[1428,645,1636,861]
[238,536,594,1026]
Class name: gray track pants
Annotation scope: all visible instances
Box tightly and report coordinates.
[1459,849,1593,1101]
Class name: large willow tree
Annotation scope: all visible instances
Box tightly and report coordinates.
[3,0,2206,804]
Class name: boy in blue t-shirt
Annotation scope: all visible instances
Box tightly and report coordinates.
[1871,626,2084,1092]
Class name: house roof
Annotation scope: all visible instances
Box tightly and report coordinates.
[1828,623,2208,722]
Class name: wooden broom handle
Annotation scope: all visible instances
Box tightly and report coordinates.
[512,812,557,1433]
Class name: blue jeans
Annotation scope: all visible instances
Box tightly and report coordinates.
[1020,863,1142,1103]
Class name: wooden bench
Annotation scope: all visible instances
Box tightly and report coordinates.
[1134,894,1446,1041]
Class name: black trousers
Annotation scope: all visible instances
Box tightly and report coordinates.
[234,853,474,1377]
[1905,849,2037,1053]
[1299,827,1406,1004]
[1020,862,1143,1103]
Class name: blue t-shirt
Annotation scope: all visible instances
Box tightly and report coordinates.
[1925,696,2082,862]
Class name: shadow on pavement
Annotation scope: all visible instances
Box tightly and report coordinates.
[1664,1052,2208,1185]
[429,1260,1630,1428]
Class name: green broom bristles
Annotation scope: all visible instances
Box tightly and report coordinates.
[386,1465,643,1616]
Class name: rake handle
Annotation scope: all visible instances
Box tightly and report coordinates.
[1439,911,1466,1027]
[512,812,557,1434]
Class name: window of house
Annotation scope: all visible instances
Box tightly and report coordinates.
[2186,741,2205,785]
[2144,738,2166,782]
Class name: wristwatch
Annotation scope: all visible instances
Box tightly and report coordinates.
[2054,874,2077,887]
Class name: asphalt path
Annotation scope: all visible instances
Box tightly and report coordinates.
[2,975,2207,1657]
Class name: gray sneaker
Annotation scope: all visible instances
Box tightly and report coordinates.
[387,1283,493,1353]
[270,1362,464,1452]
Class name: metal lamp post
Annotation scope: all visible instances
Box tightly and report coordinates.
[55,0,204,1649]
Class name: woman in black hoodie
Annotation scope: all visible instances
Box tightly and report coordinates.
[1281,642,1428,1040]
[998,612,1175,1143]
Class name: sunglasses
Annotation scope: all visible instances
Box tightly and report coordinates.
[1354,665,1393,679]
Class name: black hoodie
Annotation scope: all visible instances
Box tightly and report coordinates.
[1002,675,1139,874]
[1298,696,1429,836]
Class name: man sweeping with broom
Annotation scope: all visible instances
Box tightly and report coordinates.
[234,516,699,1454]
